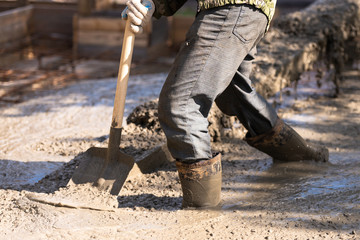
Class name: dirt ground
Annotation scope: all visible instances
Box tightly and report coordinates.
[0,47,360,239]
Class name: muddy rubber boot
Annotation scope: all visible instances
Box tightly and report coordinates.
[245,119,329,162]
[176,153,222,209]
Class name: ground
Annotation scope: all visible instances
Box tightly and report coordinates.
[0,49,359,239]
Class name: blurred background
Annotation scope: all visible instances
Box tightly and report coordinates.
[0,0,316,69]
[0,0,320,101]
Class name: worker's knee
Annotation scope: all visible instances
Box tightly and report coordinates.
[158,87,170,125]
[158,85,183,129]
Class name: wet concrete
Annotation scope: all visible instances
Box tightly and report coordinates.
[244,157,357,207]
[219,67,360,235]
[0,0,359,238]
[223,156,360,212]
[0,160,64,187]
[0,72,167,189]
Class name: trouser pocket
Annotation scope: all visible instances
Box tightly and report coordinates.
[232,5,268,44]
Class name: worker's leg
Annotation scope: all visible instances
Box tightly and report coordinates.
[215,46,278,137]
[158,4,268,161]
[158,5,269,208]
[216,48,328,163]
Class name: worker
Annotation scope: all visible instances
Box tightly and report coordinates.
[122,0,329,209]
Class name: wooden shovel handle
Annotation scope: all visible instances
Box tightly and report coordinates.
[112,20,135,129]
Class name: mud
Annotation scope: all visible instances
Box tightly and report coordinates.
[1,66,359,239]
[1,0,360,239]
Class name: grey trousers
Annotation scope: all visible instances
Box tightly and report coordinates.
[158,4,278,161]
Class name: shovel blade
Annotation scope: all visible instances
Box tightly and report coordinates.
[69,146,134,195]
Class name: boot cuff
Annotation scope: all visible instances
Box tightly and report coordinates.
[176,153,221,180]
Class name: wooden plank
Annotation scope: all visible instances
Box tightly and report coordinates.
[17,0,28,7]
[0,23,27,43]
[94,0,112,11]
[76,43,148,60]
[78,17,126,32]
[78,0,94,16]
[0,5,33,45]
[0,4,32,18]
[77,30,149,47]
[0,5,32,25]
[74,13,152,59]
[77,16,152,33]
[31,5,76,38]
[0,13,29,26]
[78,30,124,46]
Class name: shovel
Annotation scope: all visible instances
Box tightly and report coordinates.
[69,20,136,195]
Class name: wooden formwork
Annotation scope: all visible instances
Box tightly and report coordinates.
[73,9,152,60]
[0,5,33,53]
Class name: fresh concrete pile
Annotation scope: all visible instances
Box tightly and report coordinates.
[253,0,360,98]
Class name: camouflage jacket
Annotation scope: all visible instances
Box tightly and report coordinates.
[153,0,277,28]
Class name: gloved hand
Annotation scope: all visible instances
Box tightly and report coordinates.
[121,0,155,34]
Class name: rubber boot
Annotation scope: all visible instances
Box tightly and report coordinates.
[245,119,329,162]
[176,153,222,209]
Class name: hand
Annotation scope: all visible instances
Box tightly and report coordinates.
[121,0,155,34]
